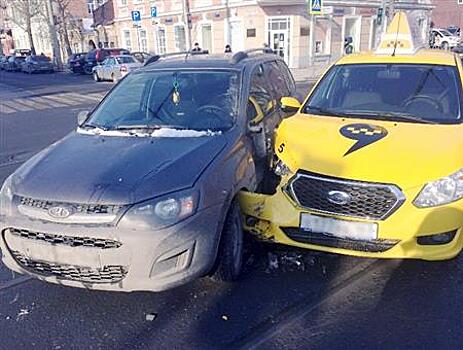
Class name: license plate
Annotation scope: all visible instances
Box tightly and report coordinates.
[300,214,378,241]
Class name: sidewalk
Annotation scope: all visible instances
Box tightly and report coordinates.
[290,67,322,84]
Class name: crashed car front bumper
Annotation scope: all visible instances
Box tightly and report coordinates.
[0,204,222,292]
[239,182,463,261]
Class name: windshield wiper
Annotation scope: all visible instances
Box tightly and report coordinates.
[81,123,111,131]
[114,124,163,130]
[342,110,437,125]
[306,106,353,118]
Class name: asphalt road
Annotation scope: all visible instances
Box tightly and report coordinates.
[1,71,463,350]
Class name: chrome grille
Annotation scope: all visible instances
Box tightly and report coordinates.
[11,251,128,283]
[288,173,405,220]
[19,197,122,215]
[7,228,122,249]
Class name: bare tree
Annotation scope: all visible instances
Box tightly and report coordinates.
[8,0,44,55]
[53,0,73,56]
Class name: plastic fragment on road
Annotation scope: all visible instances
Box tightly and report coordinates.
[145,313,158,321]
[222,315,229,321]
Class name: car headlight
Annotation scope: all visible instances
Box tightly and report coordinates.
[118,189,199,230]
[414,169,463,208]
[0,176,14,217]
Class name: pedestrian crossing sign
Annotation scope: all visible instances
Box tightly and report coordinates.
[309,0,323,15]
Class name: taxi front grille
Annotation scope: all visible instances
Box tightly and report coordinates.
[282,228,399,253]
[11,251,128,283]
[6,228,122,249]
[19,197,122,215]
[287,173,405,220]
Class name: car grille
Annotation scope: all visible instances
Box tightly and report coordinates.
[6,228,122,249]
[282,228,399,253]
[19,197,122,215]
[11,251,128,283]
[287,173,405,220]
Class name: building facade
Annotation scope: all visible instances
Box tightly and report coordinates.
[5,0,95,59]
[431,0,463,29]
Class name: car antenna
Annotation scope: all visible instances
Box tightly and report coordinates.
[391,12,401,57]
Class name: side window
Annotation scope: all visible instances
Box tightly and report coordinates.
[247,100,258,121]
[277,60,296,94]
[265,61,291,100]
[250,65,276,117]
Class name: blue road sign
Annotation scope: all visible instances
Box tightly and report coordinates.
[309,0,323,15]
[131,10,141,22]
[151,6,157,18]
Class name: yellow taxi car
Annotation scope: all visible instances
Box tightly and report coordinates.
[240,12,463,261]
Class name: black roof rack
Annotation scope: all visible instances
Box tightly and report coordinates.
[230,47,274,64]
[144,50,210,66]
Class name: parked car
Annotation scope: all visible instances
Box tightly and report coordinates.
[5,56,26,72]
[67,52,87,74]
[240,12,463,262]
[0,55,8,70]
[92,55,142,82]
[22,55,54,74]
[131,51,152,64]
[0,48,297,292]
[83,48,130,74]
[431,28,461,49]
[447,25,461,37]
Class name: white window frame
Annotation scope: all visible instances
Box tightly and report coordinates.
[198,20,214,53]
[139,28,148,52]
[122,29,132,51]
[155,25,167,54]
[265,16,292,66]
[174,23,187,52]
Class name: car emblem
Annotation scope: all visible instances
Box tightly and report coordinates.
[48,206,74,219]
[340,123,388,156]
[327,191,351,205]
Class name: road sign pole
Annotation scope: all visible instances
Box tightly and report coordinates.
[182,0,192,51]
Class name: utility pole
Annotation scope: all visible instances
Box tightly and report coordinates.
[45,0,62,69]
[182,0,192,51]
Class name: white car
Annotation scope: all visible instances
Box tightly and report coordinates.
[431,28,461,50]
[92,55,142,83]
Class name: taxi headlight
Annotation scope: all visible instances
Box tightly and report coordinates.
[118,189,199,230]
[0,176,14,217]
[414,169,463,208]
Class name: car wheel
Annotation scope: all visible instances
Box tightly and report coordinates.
[442,41,449,50]
[93,72,100,82]
[210,199,244,282]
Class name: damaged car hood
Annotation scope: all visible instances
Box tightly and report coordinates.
[12,131,226,204]
[276,114,463,189]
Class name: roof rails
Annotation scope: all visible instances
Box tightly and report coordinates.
[230,47,275,64]
[144,49,210,66]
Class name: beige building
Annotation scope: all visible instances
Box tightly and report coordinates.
[92,0,433,76]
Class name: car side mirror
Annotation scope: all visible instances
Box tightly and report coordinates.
[281,97,301,114]
[77,110,89,127]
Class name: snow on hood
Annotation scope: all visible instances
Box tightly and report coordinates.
[77,127,222,138]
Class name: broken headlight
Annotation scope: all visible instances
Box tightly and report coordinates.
[118,189,199,230]
[414,168,463,208]
[0,175,14,217]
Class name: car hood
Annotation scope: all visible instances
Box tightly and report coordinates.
[12,132,226,204]
[276,114,463,189]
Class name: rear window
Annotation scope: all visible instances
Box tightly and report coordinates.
[305,64,463,124]
[86,51,97,60]
[116,56,136,64]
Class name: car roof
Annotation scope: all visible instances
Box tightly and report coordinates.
[336,49,459,66]
[140,52,282,73]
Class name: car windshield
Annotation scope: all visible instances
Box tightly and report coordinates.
[116,56,136,64]
[305,64,463,124]
[441,29,453,36]
[86,70,240,132]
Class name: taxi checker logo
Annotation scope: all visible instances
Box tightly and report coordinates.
[48,205,74,219]
[327,190,351,205]
[340,123,388,156]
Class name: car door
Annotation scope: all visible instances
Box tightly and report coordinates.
[101,58,111,80]
[247,63,282,184]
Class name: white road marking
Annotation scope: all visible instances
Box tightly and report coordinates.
[30,96,67,108]
[13,98,49,110]
[0,104,16,114]
[42,94,81,105]
[1,100,33,112]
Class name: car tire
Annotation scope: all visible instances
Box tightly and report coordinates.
[442,42,449,50]
[93,72,100,82]
[209,199,244,282]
